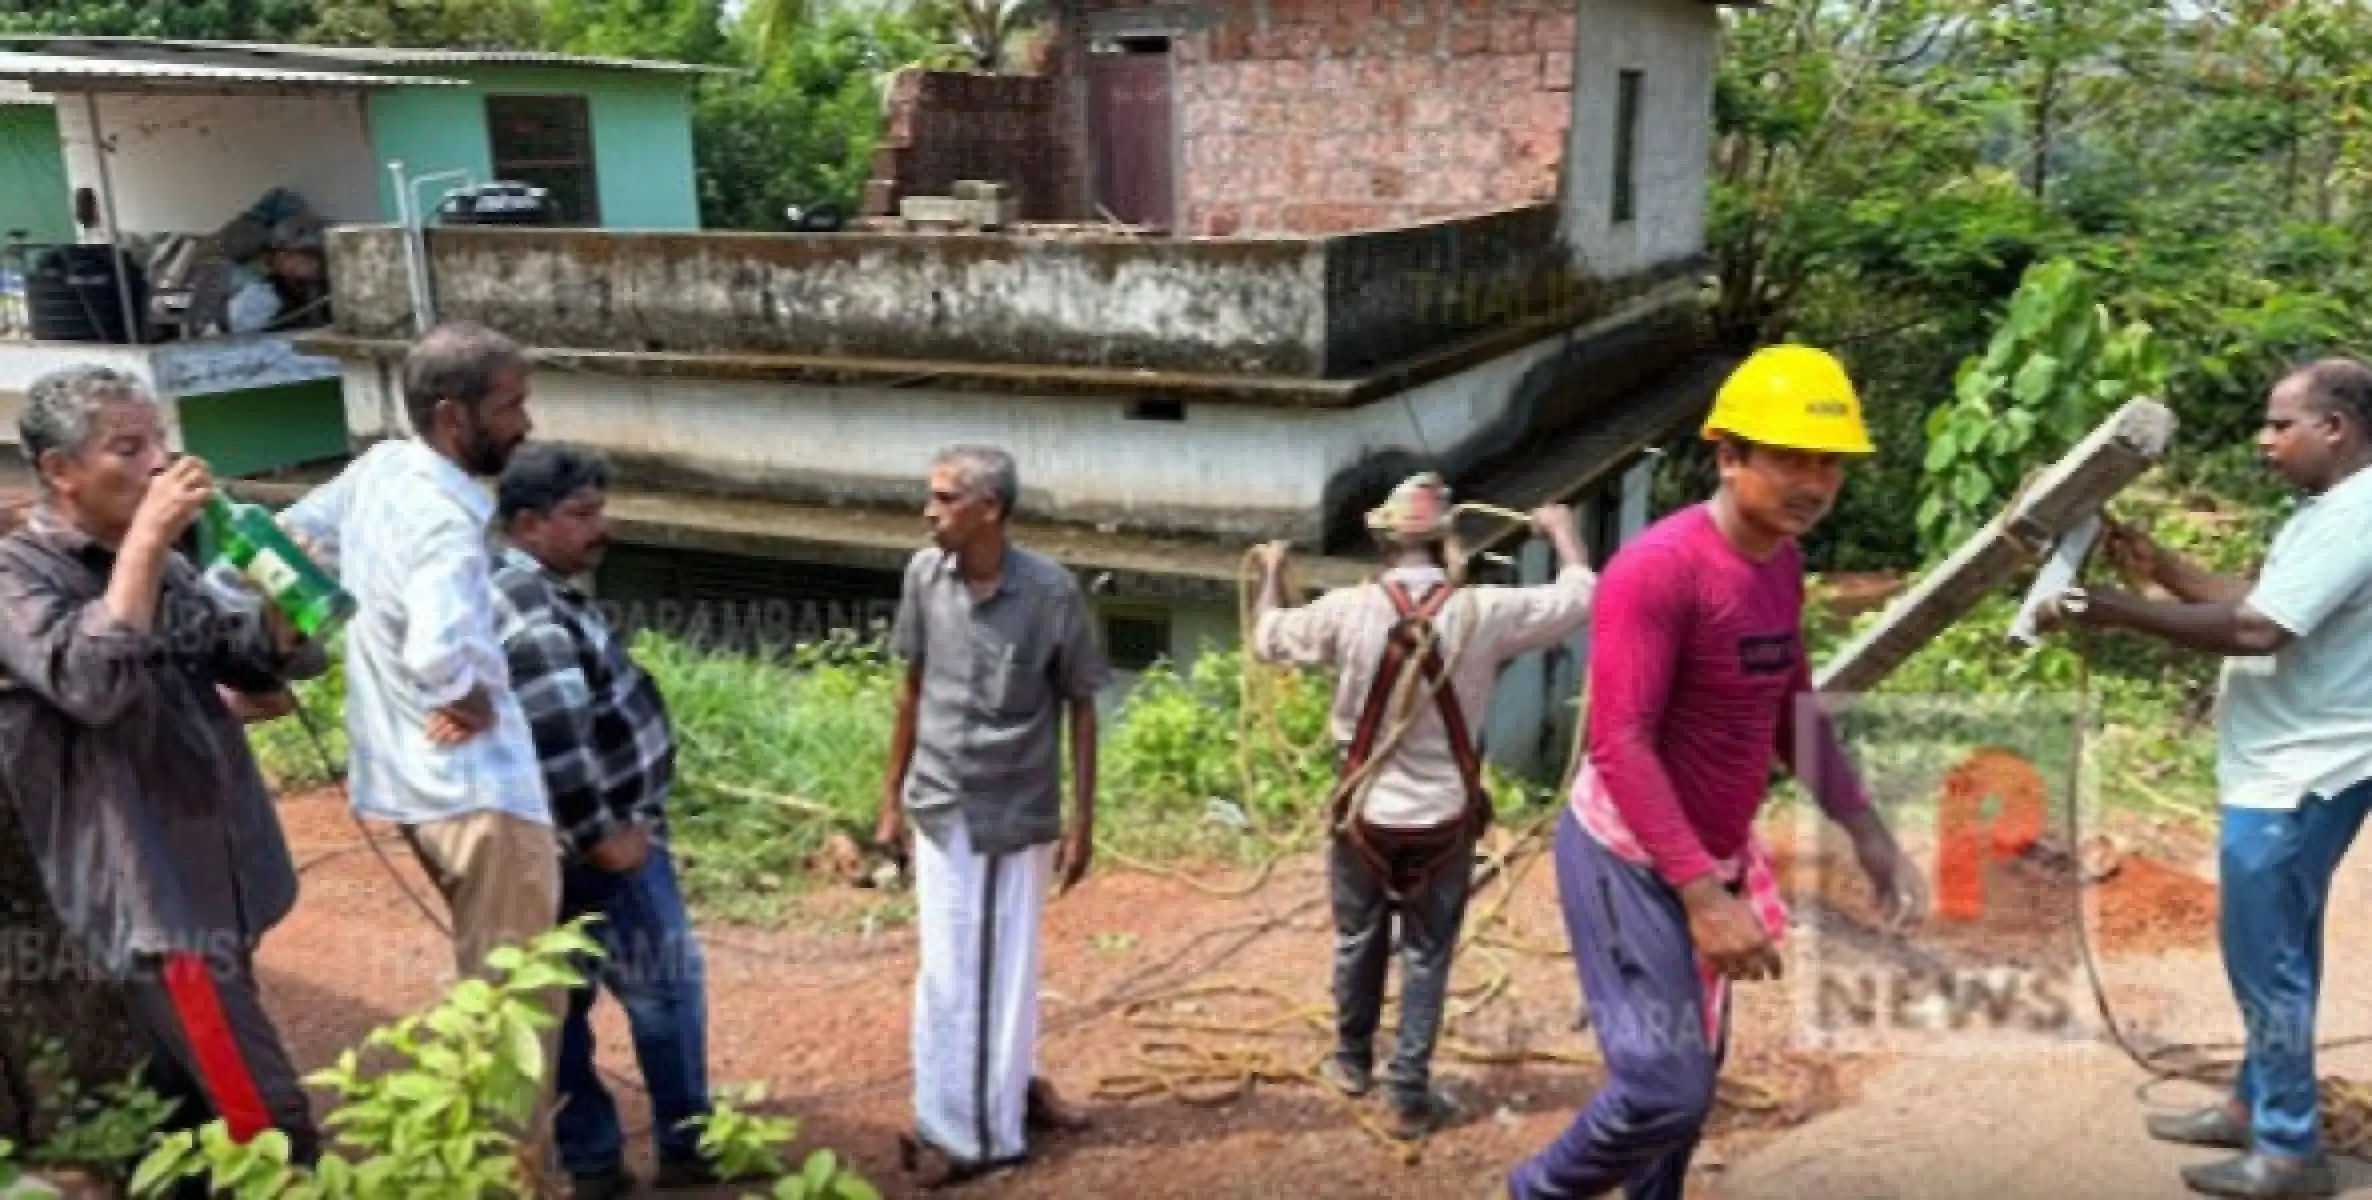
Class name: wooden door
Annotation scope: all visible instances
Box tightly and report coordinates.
[1088,47,1176,231]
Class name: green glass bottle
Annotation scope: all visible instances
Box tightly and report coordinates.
[198,493,356,641]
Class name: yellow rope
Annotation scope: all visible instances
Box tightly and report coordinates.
[1096,504,1790,1164]
[1088,807,1798,1165]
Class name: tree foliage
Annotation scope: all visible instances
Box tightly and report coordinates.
[686,5,935,231]
[0,0,317,39]
[542,0,731,65]
[299,0,542,50]
[1711,0,2372,571]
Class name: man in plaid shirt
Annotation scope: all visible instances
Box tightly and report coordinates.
[491,441,725,1197]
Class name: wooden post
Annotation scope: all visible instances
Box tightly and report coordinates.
[1815,398,2178,696]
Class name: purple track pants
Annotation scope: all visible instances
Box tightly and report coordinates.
[1509,806,1726,1200]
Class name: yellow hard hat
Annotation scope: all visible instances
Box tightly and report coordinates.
[1702,344,1874,455]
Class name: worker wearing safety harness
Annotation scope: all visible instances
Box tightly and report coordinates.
[1252,476,1593,1141]
[1507,346,1927,1200]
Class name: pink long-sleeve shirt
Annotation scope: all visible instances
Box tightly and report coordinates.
[1583,503,1871,889]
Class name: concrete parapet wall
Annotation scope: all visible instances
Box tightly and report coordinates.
[325,202,1607,379]
[329,276,1707,549]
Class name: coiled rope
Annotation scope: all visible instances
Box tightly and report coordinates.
[1089,514,1789,1166]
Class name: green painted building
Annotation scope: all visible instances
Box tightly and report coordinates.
[0,98,69,246]
[366,64,705,230]
[0,39,720,482]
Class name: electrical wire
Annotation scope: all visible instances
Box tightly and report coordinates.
[2059,625,2372,1155]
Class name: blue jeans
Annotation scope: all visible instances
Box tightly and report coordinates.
[554,840,714,1178]
[2220,779,2372,1161]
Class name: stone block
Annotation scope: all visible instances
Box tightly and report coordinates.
[900,195,971,225]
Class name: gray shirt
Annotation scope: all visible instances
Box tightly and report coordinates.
[0,509,326,972]
[890,544,1110,855]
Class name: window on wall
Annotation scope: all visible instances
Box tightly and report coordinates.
[1612,69,1643,224]
[485,95,601,225]
[1102,610,1172,673]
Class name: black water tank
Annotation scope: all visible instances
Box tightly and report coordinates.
[26,244,148,344]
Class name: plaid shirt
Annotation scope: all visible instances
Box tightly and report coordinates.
[491,547,677,861]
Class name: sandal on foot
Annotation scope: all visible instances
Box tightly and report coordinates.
[1316,1058,1372,1099]
[1387,1090,1456,1141]
[1027,1076,1092,1132]
[2180,1153,2337,1198]
[2148,1105,2250,1150]
[897,1134,1025,1191]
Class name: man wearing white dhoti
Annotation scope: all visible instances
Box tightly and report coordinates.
[878,443,1110,1188]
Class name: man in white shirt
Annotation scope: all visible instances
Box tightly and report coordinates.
[2045,358,2372,1198]
[280,321,554,984]
[1249,474,1594,1141]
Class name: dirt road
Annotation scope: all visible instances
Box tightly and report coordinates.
[255,790,2260,1198]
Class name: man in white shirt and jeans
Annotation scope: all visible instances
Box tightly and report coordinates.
[280,321,554,1016]
[2045,357,2372,1198]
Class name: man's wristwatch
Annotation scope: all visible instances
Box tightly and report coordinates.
[2057,587,2091,617]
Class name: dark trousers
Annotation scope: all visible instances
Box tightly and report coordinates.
[1510,807,1722,1200]
[554,841,715,1178]
[1329,824,1476,1112]
[121,947,321,1171]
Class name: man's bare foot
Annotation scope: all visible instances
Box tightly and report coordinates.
[1027,1076,1091,1132]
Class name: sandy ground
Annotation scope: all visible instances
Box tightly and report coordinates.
[247,788,2248,1200]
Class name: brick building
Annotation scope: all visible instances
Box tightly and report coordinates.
[871,0,1725,259]
[264,0,1752,780]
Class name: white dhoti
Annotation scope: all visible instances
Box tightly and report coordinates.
[912,817,1055,1166]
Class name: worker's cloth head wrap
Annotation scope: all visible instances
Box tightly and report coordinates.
[1366,472,1452,545]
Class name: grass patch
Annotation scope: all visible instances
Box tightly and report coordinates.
[249,622,1557,928]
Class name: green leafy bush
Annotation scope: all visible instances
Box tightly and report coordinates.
[1918,258,2173,555]
[0,1040,178,1191]
[120,922,877,1199]
[129,923,600,1198]
[691,1085,879,1200]
[247,647,347,793]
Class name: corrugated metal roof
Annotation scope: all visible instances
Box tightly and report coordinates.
[0,37,733,77]
[0,49,464,90]
[222,42,737,75]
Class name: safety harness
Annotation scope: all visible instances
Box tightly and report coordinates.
[1332,578,1494,905]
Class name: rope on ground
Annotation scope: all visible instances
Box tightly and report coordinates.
[1102,843,1282,897]
[1084,805,1792,1166]
[1087,964,1788,1168]
[1082,537,1809,1165]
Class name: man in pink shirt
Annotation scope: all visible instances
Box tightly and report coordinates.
[1508,345,1927,1200]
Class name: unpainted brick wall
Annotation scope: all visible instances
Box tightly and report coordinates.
[865,68,1064,220]
[1074,0,1576,235]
